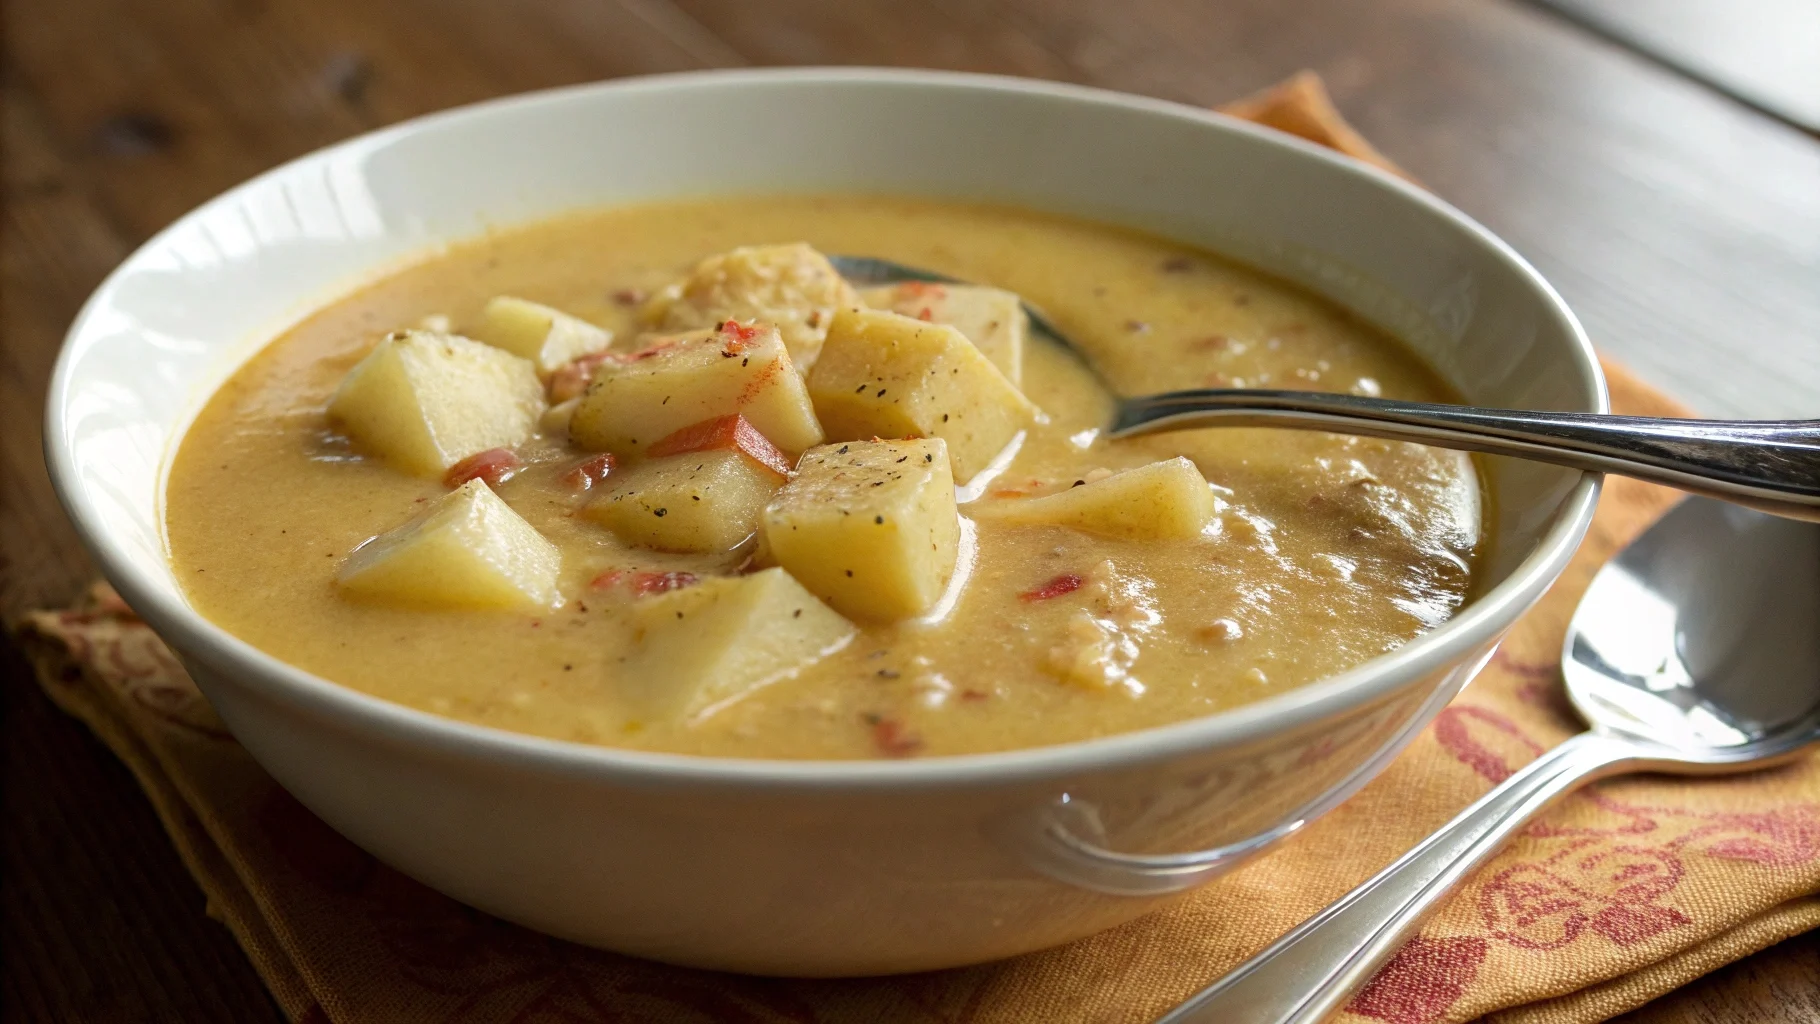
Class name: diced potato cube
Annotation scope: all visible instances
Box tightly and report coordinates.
[806,307,1036,482]
[337,479,561,609]
[860,282,1026,386]
[568,321,823,456]
[585,449,783,553]
[642,243,858,369]
[469,296,613,375]
[541,397,580,437]
[327,329,544,477]
[971,457,1215,539]
[621,567,855,721]
[763,438,959,621]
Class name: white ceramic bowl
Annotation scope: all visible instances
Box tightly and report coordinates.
[46,68,1603,976]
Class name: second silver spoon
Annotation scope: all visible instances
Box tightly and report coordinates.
[1157,496,1820,1023]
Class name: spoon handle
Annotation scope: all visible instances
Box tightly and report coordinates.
[1112,391,1820,521]
[1154,732,1643,1024]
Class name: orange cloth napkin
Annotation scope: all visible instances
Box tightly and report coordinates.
[16,74,1819,1024]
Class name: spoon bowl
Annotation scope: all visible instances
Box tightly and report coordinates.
[830,256,1820,520]
[1566,496,1820,752]
[1157,495,1820,1023]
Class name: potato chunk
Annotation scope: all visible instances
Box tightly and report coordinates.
[806,308,1036,482]
[327,329,544,477]
[763,438,959,621]
[621,568,855,722]
[860,282,1026,386]
[337,479,561,609]
[568,321,823,457]
[971,457,1215,539]
[469,296,613,375]
[643,243,858,369]
[585,450,783,553]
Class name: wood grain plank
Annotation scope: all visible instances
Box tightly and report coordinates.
[0,83,126,617]
[1527,0,1820,132]
[1616,928,1820,1024]
[669,0,1079,78]
[0,644,286,1023]
[968,0,1820,419]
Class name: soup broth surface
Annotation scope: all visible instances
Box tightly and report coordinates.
[167,196,1481,758]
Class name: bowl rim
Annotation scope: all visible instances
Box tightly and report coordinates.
[45,66,1606,792]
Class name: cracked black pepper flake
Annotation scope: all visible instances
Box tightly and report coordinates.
[653,508,668,517]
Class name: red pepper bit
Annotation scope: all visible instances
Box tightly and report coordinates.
[563,452,617,492]
[588,569,699,595]
[895,281,946,299]
[717,319,763,354]
[869,716,923,758]
[632,571,698,596]
[1019,573,1084,602]
[443,448,521,489]
[915,306,934,321]
[646,414,793,478]
[628,337,683,362]
[549,349,627,403]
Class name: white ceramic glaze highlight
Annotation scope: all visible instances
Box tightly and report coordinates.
[45,68,1603,976]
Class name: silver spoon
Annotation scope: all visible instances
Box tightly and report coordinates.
[830,256,1820,521]
[1153,495,1820,1024]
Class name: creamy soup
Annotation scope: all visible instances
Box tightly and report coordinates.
[167,196,1481,759]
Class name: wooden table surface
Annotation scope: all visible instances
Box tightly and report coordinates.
[3,0,1817,1020]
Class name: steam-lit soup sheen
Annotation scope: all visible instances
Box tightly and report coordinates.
[167,197,1482,759]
